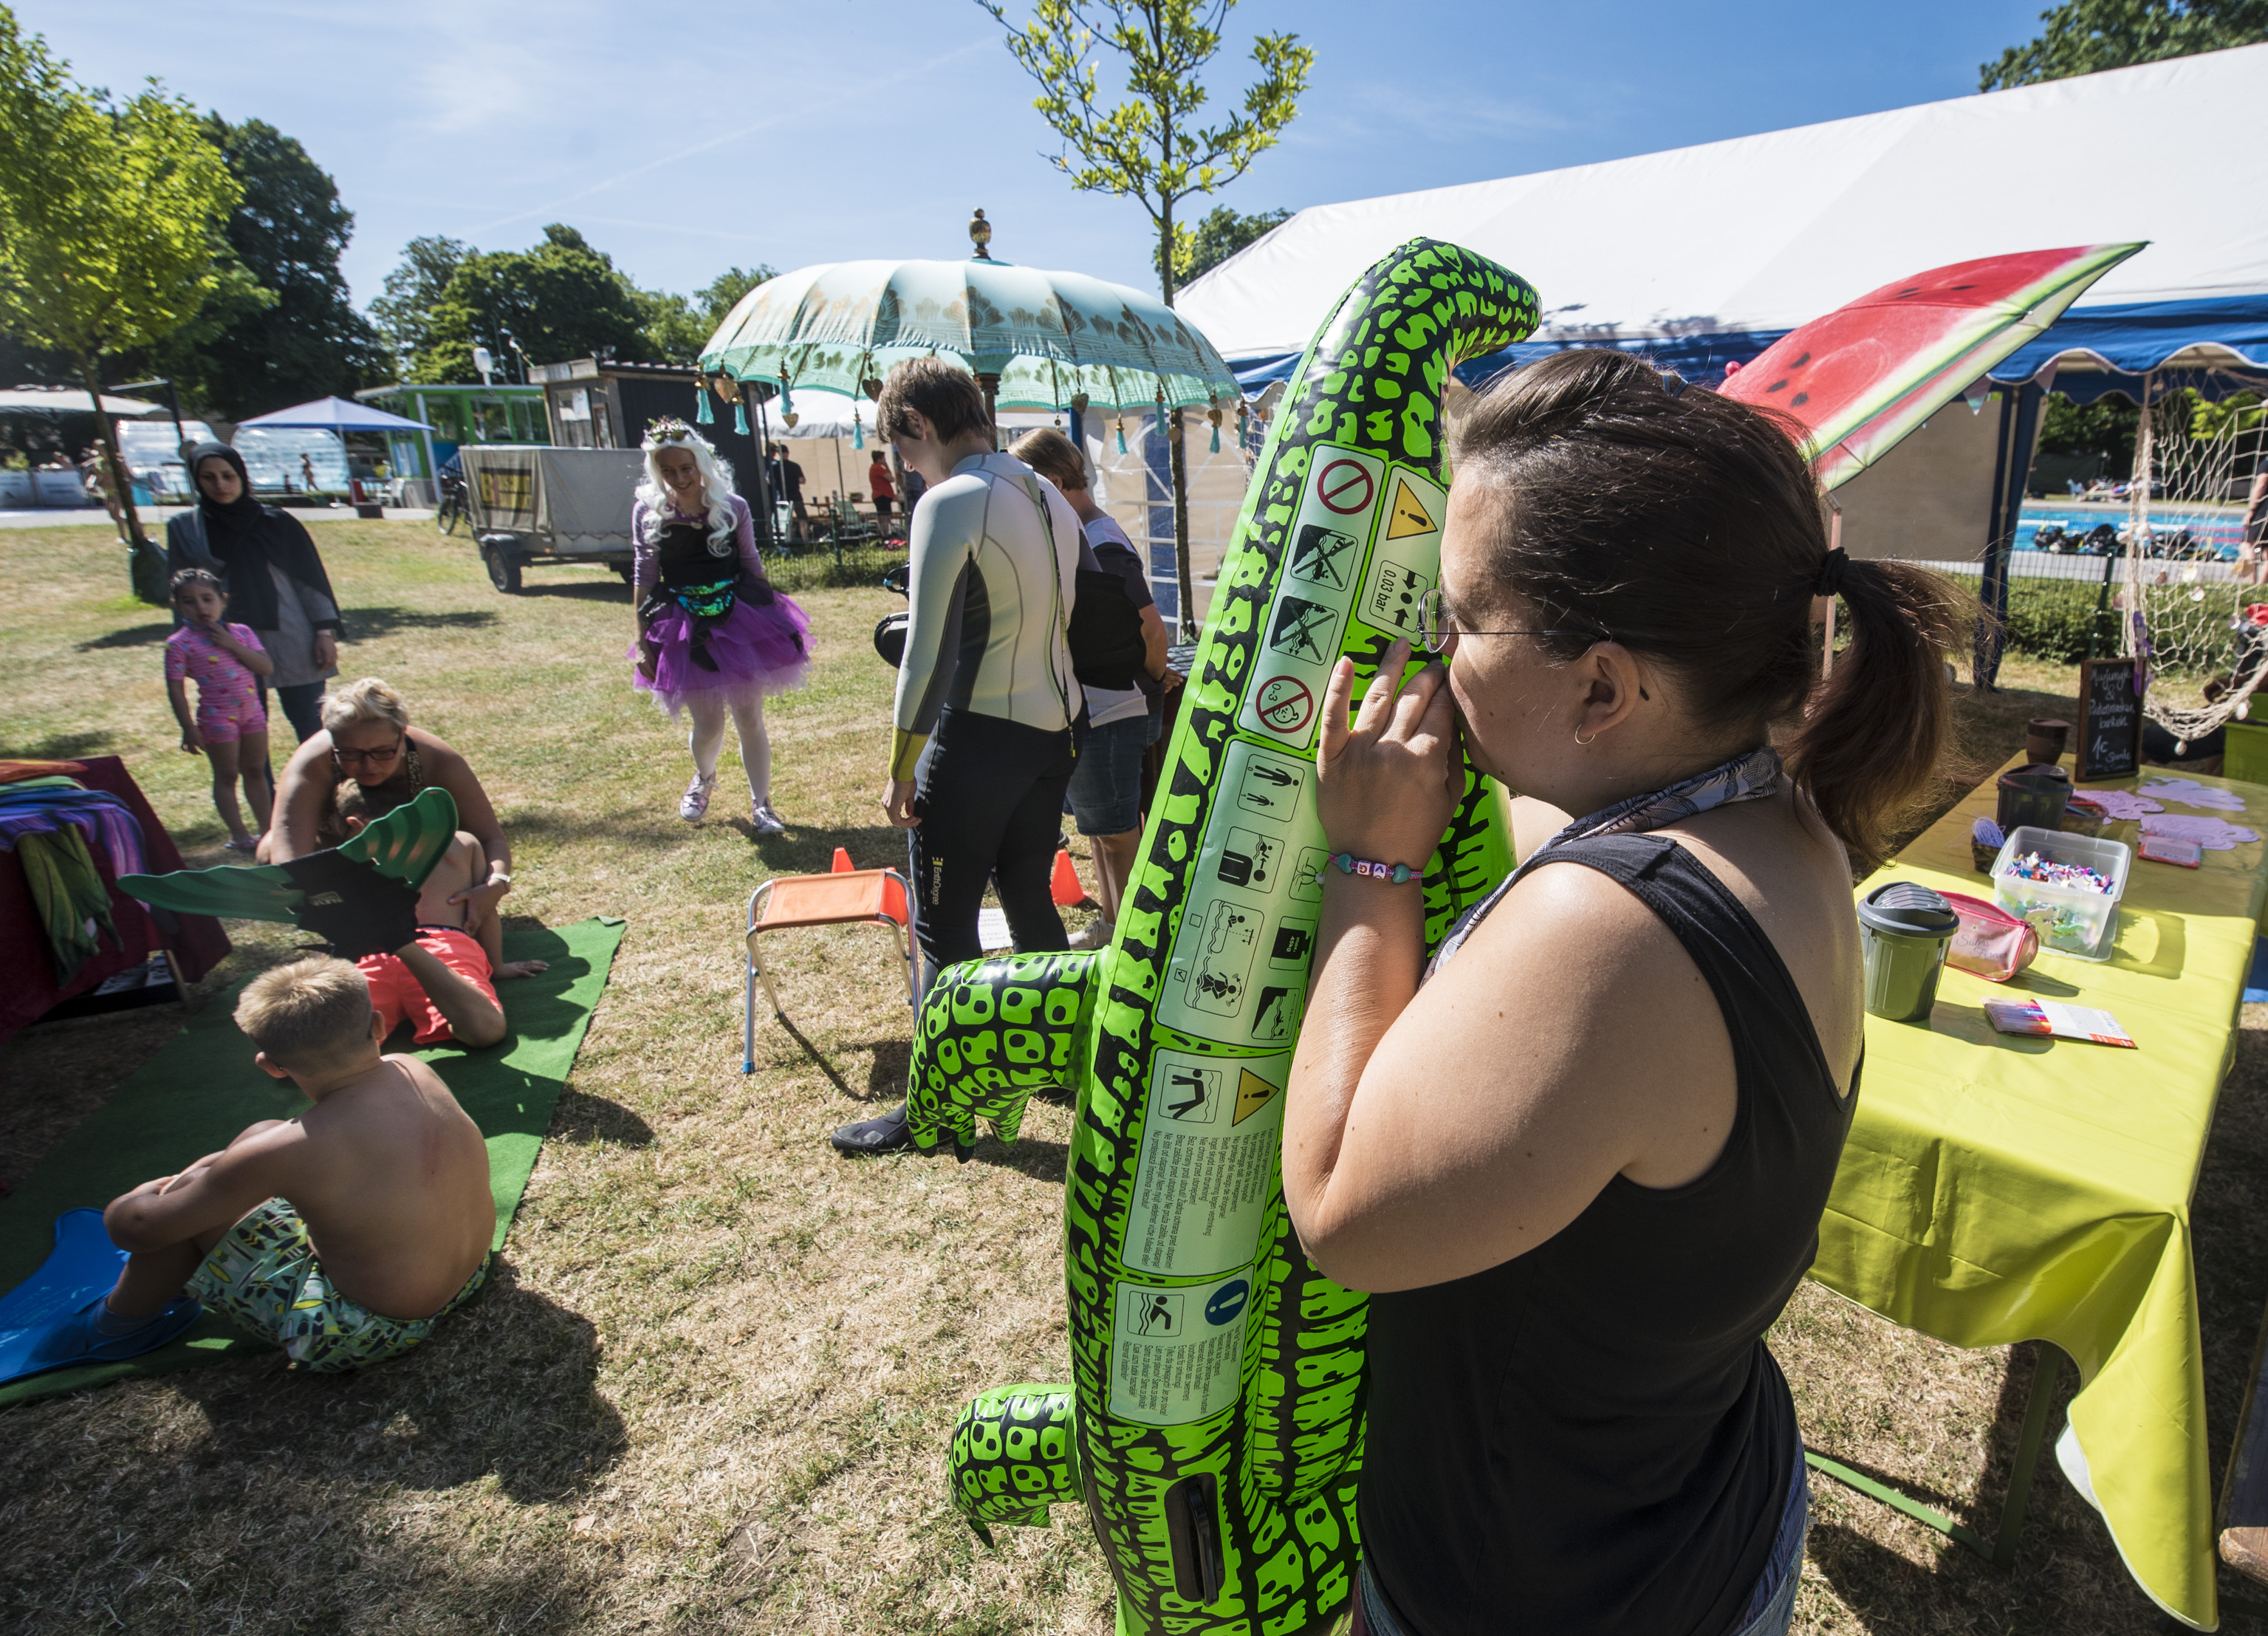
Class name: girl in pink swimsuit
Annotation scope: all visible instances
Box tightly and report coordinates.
[165,568,277,852]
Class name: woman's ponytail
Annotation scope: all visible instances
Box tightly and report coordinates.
[1785,560,1974,867]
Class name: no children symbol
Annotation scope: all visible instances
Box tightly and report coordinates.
[1255,677,1313,734]
[1315,459,1374,516]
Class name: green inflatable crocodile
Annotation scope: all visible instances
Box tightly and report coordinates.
[901,239,1541,1634]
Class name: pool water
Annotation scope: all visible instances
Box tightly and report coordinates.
[2018,502,2245,558]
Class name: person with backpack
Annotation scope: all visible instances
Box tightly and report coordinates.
[833,360,1083,1157]
[1010,428,1173,948]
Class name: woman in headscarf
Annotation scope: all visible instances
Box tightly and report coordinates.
[165,442,342,742]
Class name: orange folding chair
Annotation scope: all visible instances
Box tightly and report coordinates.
[743,862,914,1070]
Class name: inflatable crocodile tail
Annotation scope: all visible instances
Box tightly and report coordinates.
[926,240,1539,1634]
[119,786,462,959]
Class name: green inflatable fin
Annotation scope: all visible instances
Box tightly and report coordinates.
[119,786,461,931]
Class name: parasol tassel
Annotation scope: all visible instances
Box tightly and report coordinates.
[694,384,713,425]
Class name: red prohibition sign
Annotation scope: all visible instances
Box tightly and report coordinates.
[1315,459,1374,516]
[1255,676,1315,734]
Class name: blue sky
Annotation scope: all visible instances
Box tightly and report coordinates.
[20,0,2053,315]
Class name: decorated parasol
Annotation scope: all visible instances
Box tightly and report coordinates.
[1719,242,2145,490]
[696,257,1243,421]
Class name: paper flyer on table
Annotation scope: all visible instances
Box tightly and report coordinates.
[1981,999,2137,1048]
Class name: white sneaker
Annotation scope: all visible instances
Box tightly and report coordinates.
[1068,918,1114,951]
[752,803,787,835]
[679,774,716,821]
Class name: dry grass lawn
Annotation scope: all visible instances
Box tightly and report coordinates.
[1,521,2264,1634]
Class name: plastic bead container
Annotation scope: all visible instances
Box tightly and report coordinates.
[1990,825,2132,962]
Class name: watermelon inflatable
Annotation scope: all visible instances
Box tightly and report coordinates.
[1720,243,2144,489]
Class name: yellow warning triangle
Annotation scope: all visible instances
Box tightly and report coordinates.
[1233,1068,1282,1126]
[1385,478,1437,540]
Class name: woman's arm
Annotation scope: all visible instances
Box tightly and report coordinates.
[1139,604,1170,682]
[424,733,513,930]
[731,494,762,578]
[267,734,339,861]
[1284,648,1733,1293]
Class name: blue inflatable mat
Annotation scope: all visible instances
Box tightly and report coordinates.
[2248,938,2268,1006]
[0,1208,129,1386]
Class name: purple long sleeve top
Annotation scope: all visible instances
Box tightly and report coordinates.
[630,493,761,593]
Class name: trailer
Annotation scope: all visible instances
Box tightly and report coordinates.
[458,445,643,592]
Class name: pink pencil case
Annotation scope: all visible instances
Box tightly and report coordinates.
[1939,890,2041,983]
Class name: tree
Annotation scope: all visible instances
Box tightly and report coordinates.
[154,115,385,417]
[0,10,241,597]
[371,235,470,370]
[1981,0,2268,89]
[634,264,778,364]
[411,225,650,383]
[1160,202,1289,286]
[980,0,1312,633]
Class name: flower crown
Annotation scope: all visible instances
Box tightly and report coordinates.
[643,417,699,448]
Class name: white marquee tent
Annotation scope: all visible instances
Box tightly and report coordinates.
[1182,44,2268,403]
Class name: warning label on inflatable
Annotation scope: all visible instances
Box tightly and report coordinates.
[1239,446,1384,749]
[1126,1050,1289,1278]
[1107,1269,1254,1427]
[1160,739,1325,1045]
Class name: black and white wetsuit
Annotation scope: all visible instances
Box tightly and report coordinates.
[890,451,1086,990]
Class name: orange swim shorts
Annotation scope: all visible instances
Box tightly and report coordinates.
[356,926,496,1045]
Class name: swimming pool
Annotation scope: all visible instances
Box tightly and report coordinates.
[2017,502,2246,558]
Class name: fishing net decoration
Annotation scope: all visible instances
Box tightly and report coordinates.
[2115,369,2268,747]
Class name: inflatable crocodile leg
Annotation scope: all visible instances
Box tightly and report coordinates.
[904,950,1098,1154]
[933,241,1541,1635]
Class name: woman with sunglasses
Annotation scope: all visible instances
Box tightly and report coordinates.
[1284,351,1968,1636]
[262,679,513,936]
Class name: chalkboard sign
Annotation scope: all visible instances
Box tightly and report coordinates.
[2077,656,2143,782]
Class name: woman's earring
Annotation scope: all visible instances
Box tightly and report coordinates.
[1575,725,1599,747]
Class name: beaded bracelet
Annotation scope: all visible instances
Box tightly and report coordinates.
[1315,852,1426,886]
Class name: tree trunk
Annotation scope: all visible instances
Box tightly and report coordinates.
[1158,209,1196,640]
[80,355,165,603]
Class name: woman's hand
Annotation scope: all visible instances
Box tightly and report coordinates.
[448,876,510,933]
[881,777,919,829]
[1315,639,1462,866]
[313,632,338,671]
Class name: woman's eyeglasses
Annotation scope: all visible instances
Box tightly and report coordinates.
[1414,587,1584,656]
[333,739,404,767]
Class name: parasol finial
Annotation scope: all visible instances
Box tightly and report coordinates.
[969,208,993,260]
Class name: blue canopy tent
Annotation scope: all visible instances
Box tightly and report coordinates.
[237,396,438,502]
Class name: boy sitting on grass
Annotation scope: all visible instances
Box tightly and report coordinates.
[89,956,496,1372]
[336,784,547,1050]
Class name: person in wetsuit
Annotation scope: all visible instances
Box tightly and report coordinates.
[832,359,1083,1157]
[629,419,812,834]
[1287,351,1969,1636]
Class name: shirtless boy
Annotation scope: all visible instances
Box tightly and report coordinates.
[337,787,546,1050]
[89,957,495,1372]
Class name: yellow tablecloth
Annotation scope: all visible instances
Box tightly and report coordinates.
[1815,756,2268,1631]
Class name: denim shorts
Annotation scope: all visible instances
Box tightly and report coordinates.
[1355,1442,1810,1636]
[1067,709,1159,835]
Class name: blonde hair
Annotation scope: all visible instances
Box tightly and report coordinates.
[1010,428,1086,493]
[234,956,375,1069]
[320,678,410,736]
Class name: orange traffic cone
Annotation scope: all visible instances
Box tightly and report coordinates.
[831,846,854,873]
[1051,849,1087,907]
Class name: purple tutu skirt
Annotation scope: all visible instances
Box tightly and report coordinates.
[633,591,812,719]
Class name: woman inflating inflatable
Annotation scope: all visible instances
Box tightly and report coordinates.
[897,239,1970,1635]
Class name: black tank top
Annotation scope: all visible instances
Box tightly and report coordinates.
[1360,833,1858,1636]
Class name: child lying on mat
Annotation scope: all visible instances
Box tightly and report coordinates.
[337,785,546,1050]
[88,956,496,1372]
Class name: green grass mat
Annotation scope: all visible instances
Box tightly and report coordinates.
[0,916,624,1407]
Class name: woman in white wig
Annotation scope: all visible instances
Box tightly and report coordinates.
[630,418,811,832]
